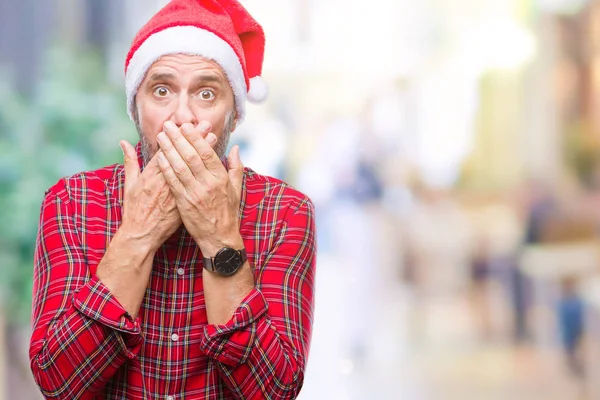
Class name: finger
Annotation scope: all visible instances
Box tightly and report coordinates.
[206,133,217,147]
[164,121,210,178]
[182,121,218,150]
[120,140,140,193]
[157,151,186,198]
[157,129,197,187]
[227,145,244,196]
[137,149,166,186]
[181,120,211,140]
[141,150,169,191]
[187,133,226,178]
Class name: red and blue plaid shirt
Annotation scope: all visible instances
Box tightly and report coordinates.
[29,145,317,399]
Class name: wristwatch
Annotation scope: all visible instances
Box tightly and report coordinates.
[203,247,247,276]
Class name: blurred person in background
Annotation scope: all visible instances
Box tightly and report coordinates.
[513,179,556,343]
[333,118,386,365]
[468,235,494,339]
[557,276,585,378]
[28,1,317,399]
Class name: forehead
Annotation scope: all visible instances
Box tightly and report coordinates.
[144,54,227,81]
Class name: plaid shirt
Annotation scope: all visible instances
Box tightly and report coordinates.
[29,145,317,399]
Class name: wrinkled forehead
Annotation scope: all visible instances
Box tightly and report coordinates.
[142,54,229,86]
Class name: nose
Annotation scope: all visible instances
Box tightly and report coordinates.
[171,95,197,126]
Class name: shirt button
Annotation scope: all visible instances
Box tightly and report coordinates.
[166,396,174,400]
[177,267,184,276]
[171,333,179,342]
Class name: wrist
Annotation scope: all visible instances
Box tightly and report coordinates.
[116,223,159,257]
[199,233,244,258]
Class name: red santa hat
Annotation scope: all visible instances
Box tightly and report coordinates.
[124,0,268,123]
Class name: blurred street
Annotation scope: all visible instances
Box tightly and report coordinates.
[302,256,585,400]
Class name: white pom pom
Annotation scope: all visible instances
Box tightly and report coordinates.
[247,76,268,103]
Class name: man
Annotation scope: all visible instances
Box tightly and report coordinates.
[28,1,317,399]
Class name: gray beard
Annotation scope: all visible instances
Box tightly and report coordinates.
[136,111,236,167]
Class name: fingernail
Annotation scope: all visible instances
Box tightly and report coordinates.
[199,121,211,131]
[119,142,125,156]
[206,133,217,145]
[163,121,175,131]
[182,124,194,134]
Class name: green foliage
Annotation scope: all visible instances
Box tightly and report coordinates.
[0,46,137,324]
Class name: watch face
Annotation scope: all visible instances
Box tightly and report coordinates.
[214,248,242,276]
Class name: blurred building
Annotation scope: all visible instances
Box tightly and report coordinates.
[0,0,53,96]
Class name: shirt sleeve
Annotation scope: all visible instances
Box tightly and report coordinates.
[199,197,317,399]
[29,182,143,400]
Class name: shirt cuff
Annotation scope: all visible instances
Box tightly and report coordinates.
[199,287,269,366]
[72,275,143,358]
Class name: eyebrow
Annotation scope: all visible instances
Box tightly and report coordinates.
[146,72,176,84]
[145,72,225,88]
[191,73,225,87]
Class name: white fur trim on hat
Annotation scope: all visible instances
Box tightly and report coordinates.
[247,76,268,103]
[125,26,248,122]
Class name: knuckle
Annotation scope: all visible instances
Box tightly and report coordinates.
[200,151,213,161]
[142,186,153,196]
[168,177,181,188]
[173,165,188,176]
[204,181,216,192]
[186,190,201,205]
[184,152,199,165]
[172,134,185,144]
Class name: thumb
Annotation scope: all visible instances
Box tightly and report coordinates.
[120,140,140,193]
[227,145,244,196]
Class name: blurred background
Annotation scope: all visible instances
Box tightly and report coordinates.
[3,0,600,399]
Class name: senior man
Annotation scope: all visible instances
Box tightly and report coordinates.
[28,1,317,399]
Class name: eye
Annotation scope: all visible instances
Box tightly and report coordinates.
[200,89,215,100]
[154,86,170,97]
